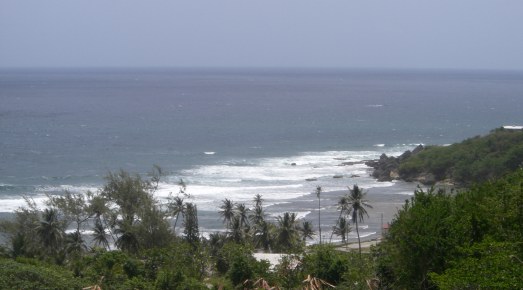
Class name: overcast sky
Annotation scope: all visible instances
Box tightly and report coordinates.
[1,0,522,70]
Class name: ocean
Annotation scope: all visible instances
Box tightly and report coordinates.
[1,68,522,242]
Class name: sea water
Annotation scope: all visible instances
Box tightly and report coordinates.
[1,68,522,241]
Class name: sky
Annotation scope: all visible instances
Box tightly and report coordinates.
[1,0,522,70]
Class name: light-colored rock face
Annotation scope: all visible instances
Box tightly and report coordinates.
[390,170,400,179]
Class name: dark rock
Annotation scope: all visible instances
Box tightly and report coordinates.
[291,163,297,166]
[412,144,424,154]
[366,145,425,182]
[398,150,411,161]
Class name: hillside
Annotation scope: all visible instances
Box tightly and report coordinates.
[367,127,523,185]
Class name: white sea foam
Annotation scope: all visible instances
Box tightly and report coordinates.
[0,147,414,215]
[0,195,49,212]
[268,211,311,220]
[348,231,376,239]
[35,184,99,193]
[157,148,412,211]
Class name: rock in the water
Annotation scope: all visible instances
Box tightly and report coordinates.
[366,145,425,182]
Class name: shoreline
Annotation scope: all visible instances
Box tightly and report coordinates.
[0,182,417,245]
[0,152,421,246]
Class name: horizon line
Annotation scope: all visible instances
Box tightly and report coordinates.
[1,66,522,74]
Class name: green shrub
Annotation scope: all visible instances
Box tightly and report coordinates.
[0,258,87,289]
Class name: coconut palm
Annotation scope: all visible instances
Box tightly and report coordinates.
[315,186,322,244]
[114,221,139,253]
[250,204,265,227]
[235,203,250,229]
[253,220,273,252]
[347,185,373,257]
[229,216,245,243]
[275,212,300,252]
[253,194,263,208]
[332,217,351,244]
[65,230,88,257]
[92,219,109,249]
[300,220,315,243]
[330,195,350,242]
[168,195,185,233]
[35,208,64,256]
[218,198,236,230]
[208,232,226,256]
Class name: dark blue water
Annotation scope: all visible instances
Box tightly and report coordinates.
[1,68,522,216]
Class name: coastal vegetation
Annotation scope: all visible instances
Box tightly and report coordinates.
[0,129,522,289]
[369,127,523,186]
[376,169,523,289]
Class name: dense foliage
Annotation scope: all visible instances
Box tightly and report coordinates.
[0,258,87,289]
[376,169,523,289]
[399,128,523,185]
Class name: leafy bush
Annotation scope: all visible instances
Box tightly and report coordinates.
[376,169,523,289]
[0,258,87,289]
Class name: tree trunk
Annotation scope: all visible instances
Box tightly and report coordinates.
[318,198,322,244]
[355,217,362,258]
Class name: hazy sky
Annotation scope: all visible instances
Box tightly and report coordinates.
[1,0,522,70]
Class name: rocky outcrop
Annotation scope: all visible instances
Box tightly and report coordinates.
[366,145,426,182]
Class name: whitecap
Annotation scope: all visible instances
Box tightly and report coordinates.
[269,211,311,220]
[0,195,48,212]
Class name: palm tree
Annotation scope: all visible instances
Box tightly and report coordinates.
[300,220,315,243]
[253,220,273,252]
[250,204,265,227]
[92,219,109,249]
[275,212,300,252]
[35,208,64,256]
[330,195,350,242]
[315,186,322,244]
[253,194,263,208]
[218,198,235,230]
[347,185,373,257]
[235,203,250,229]
[332,217,350,244]
[229,216,244,243]
[114,221,139,253]
[168,195,185,233]
[65,230,88,257]
[208,232,226,256]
